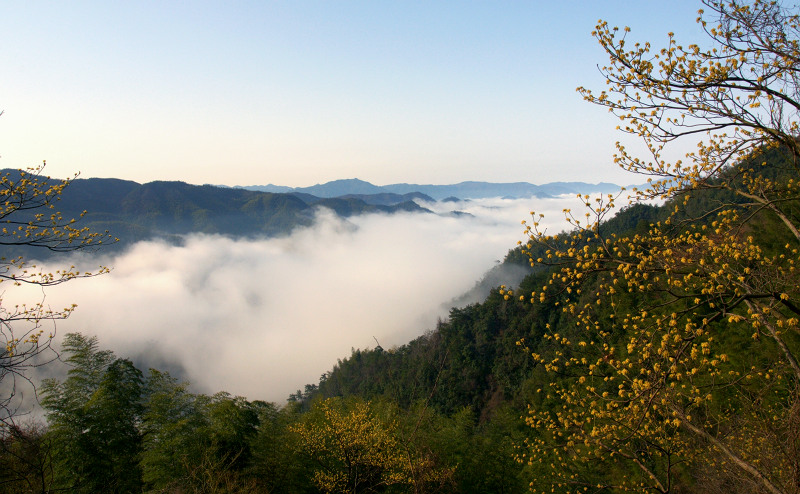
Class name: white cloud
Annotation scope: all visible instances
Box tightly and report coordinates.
[9,195,591,403]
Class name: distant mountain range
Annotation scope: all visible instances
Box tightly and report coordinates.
[0,173,432,258]
[233,178,623,200]
[0,171,623,258]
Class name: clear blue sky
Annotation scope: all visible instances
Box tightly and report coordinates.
[1,1,705,187]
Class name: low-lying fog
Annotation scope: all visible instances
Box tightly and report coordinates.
[12,195,592,403]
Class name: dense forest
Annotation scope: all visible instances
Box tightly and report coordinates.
[1,0,799,492]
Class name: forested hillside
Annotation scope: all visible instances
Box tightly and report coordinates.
[0,175,431,258]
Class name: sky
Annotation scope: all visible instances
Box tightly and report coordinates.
[0,1,707,188]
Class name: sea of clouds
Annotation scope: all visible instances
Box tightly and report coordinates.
[9,194,604,404]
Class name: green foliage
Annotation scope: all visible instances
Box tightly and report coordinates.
[140,373,265,492]
[140,368,208,490]
[204,392,260,472]
[38,335,283,493]
[40,334,143,493]
[249,401,318,493]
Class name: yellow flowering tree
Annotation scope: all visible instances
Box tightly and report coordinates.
[0,162,114,424]
[292,397,450,494]
[517,1,799,493]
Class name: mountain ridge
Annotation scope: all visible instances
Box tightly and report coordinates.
[235,178,624,200]
[0,169,627,260]
[0,171,433,258]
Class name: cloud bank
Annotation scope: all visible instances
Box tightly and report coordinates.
[12,195,586,403]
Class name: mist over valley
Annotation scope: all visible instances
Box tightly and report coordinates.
[13,180,616,403]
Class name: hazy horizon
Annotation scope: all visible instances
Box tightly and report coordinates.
[1,1,705,188]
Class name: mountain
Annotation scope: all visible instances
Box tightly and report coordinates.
[1,170,624,260]
[242,178,385,197]
[295,178,386,197]
[283,190,436,207]
[238,178,624,200]
[0,173,431,258]
[336,192,435,206]
[232,183,293,193]
[377,181,538,199]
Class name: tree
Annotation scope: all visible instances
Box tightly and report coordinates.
[140,369,207,490]
[140,371,263,493]
[292,397,451,494]
[0,162,114,424]
[518,1,800,492]
[40,333,144,493]
[249,400,319,493]
[0,421,53,494]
